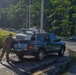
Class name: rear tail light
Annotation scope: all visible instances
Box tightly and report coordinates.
[27,45,33,50]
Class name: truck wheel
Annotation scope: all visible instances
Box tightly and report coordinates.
[36,50,45,61]
[58,46,65,56]
[16,54,24,61]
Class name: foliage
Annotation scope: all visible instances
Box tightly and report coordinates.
[0,0,76,36]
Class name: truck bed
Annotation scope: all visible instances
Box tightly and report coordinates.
[11,40,29,49]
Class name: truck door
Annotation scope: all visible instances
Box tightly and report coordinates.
[44,34,52,52]
[49,33,60,52]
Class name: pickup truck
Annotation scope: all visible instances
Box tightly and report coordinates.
[11,33,66,61]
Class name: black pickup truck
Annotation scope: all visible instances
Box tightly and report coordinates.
[11,33,66,61]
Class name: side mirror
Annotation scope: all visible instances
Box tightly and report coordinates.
[54,39,61,42]
[57,39,61,41]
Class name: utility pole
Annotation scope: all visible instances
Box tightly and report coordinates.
[29,0,31,29]
[26,5,29,29]
[26,0,29,29]
[40,0,44,33]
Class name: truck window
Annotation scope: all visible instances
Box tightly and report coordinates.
[49,33,57,42]
[44,35,49,41]
[36,34,44,41]
[31,35,36,41]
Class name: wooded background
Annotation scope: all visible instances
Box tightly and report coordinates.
[0,0,76,36]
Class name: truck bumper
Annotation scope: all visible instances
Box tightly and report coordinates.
[11,49,38,56]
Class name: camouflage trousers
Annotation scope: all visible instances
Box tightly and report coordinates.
[0,46,10,61]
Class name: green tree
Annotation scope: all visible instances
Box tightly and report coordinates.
[7,1,27,29]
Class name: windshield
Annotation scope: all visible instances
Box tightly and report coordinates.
[49,33,58,42]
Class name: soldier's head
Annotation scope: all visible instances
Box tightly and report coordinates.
[8,33,13,37]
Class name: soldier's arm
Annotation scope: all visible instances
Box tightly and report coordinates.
[12,38,19,43]
[3,37,8,44]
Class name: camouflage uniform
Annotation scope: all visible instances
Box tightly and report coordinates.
[0,34,14,62]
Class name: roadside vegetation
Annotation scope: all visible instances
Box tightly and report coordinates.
[0,29,16,48]
[61,49,76,75]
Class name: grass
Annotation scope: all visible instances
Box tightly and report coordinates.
[0,29,16,48]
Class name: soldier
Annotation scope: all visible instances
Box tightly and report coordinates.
[0,34,16,62]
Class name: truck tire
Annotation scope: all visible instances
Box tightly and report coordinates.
[36,50,45,61]
[16,54,24,61]
[58,46,65,56]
